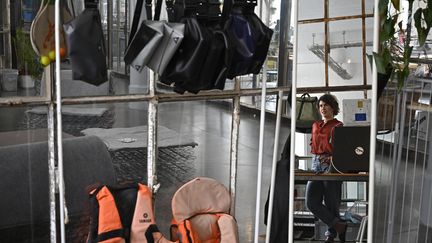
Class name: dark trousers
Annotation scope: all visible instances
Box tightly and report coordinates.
[306,180,342,238]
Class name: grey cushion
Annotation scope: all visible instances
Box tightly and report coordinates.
[0,136,116,229]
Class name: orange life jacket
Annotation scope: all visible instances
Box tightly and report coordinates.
[87,183,172,243]
[169,177,239,243]
[171,213,238,243]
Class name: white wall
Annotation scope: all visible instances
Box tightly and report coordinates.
[295,0,374,92]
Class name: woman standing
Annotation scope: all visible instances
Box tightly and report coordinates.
[305,94,347,243]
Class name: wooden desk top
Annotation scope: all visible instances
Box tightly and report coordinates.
[295,172,369,182]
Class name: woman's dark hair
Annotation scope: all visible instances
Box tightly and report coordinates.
[318,94,340,116]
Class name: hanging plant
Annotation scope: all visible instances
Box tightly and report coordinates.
[373,0,432,90]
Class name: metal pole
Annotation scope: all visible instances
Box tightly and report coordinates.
[265,90,283,243]
[229,79,241,215]
[107,0,113,69]
[116,0,121,71]
[54,1,66,242]
[277,0,292,88]
[147,71,157,191]
[253,0,269,240]
[288,0,299,241]
[47,65,57,243]
[368,0,379,241]
[253,63,268,243]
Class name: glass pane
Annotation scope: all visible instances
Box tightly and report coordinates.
[297,23,326,88]
[329,0,362,18]
[0,106,50,241]
[365,17,374,85]
[239,73,279,90]
[365,0,374,15]
[1,28,44,98]
[53,102,147,242]
[328,19,364,86]
[236,95,289,241]
[241,94,281,113]
[155,100,233,236]
[298,0,324,20]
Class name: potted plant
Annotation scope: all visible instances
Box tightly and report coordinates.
[373,0,432,91]
[13,27,42,89]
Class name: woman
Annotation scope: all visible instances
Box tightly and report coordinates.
[305,94,347,243]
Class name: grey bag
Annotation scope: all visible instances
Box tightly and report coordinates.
[147,22,184,75]
[124,0,184,75]
[124,21,165,72]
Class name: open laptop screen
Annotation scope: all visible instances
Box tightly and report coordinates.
[332,126,370,173]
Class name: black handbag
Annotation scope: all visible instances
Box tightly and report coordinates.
[63,2,107,85]
[222,0,273,79]
[161,0,229,94]
[296,93,322,133]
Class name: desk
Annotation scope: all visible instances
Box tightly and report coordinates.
[295,172,369,182]
[294,171,369,241]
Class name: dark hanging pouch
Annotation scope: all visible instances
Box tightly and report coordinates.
[63,0,108,85]
[161,0,230,94]
[222,0,273,79]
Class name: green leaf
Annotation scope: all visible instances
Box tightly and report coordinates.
[373,51,391,74]
[367,54,373,70]
[396,66,410,90]
[391,0,400,10]
[418,27,429,46]
[414,8,423,29]
[413,8,432,46]
[407,0,415,8]
[379,0,390,17]
[381,17,396,43]
[424,4,432,26]
[403,46,413,65]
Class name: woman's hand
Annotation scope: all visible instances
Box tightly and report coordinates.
[318,155,332,167]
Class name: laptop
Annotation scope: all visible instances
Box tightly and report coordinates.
[332,126,370,173]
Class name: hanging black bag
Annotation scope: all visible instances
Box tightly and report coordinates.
[222,0,273,79]
[63,1,107,85]
[160,0,229,94]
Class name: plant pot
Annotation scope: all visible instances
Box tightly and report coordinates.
[19,75,35,88]
[0,69,19,92]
